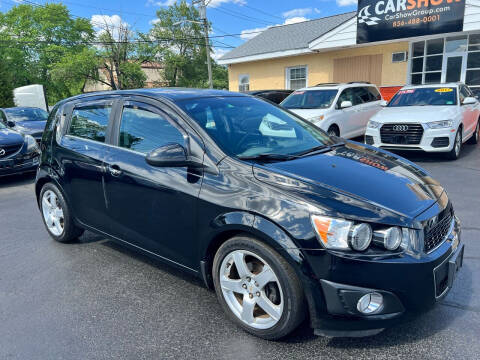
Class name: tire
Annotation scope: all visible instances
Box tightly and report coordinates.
[327,125,339,137]
[467,120,479,145]
[212,235,305,340]
[39,182,84,243]
[446,128,462,160]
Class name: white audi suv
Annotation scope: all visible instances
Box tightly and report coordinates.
[365,83,479,160]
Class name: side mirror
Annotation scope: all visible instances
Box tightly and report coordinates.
[145,143,201,168]
[7,120,15,127]
[340,100,353,109]
[462,96,477,105]
[380,100,388,107]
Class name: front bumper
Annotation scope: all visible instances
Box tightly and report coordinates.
[0,156,39,177]
[365,126,457,153]
[303,216,463,337]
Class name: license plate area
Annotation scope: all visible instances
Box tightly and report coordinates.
[434,244,464,299]
[0,160,15,169]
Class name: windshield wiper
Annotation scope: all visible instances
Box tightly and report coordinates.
[238,153,297,162]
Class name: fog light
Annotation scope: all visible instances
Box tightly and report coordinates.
[357,292,383,314]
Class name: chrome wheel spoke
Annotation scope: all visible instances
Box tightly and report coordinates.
[232,251,250,278]
[240,295,255,324]
[220,276,244,293]
[256,294,282,321]
[254,265,275,289]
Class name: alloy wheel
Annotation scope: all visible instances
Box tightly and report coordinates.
[41,190,65,236]
[219,250,283,329]
[455,131,461,157]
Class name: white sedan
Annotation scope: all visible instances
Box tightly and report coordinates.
[365,83,480,160]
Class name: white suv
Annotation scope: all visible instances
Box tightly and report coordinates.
[280,82,383,139]
[365,83,480,160]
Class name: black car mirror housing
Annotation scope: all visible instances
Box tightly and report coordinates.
[7,120,15,127]
[146,143,202,168]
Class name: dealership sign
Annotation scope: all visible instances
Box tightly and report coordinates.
[357,0,466,44]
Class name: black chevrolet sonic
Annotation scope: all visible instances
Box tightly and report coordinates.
[35,89,464,340]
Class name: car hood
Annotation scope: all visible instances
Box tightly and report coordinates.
[252,142,445,221]
[372,106,457,123]
[288,109,326,120]
[0,127,24,146]
[15,120,46,134]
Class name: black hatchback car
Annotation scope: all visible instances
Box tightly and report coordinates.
[36,89,464,340]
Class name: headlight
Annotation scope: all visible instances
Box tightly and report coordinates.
[426,120,453,129]
[309,115,324,123]
[367,120,381,129]
[311,215,371,251]
[25,135,39,152]
[373,226,402,250]
[312,214,422,253]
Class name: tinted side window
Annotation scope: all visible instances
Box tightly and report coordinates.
[354,87,372,103]
[68,105,112,142]
[118,103,184,154]
[337,88,363,107]
[0,110,7,123]
[368,87,382,101]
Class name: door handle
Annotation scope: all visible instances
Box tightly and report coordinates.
[108,164,122,177]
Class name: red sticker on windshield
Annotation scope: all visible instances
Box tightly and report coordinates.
[294,91,305,95]
[398,89,415,94]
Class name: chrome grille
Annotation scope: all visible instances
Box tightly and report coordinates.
[380,123,424,145]
[424,206,453,253]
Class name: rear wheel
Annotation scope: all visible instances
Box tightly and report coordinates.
[213,236,305,340]
[467,120,479,144]
[39,183,84,242]
[446,128,462,160]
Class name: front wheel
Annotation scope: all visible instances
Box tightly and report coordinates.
[327,125,339,137]
[39,183,84,242]
[213,236,305,340]
[446,128,462,160]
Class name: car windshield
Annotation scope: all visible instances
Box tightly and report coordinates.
[4,108,48,122]
[281,90,338,109]
[178,96,335,159]
[388,87,457,107]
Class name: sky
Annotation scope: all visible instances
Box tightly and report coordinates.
[0,0,359,59]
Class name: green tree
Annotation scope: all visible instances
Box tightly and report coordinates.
[0,3,97,105]
[94,20,146,90]
[148,0,227,89]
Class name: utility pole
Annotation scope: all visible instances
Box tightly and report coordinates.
[198,0,213,89]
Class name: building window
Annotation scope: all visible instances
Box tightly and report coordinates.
[409,33,480,95]
[392,52,407,63]
[239,74,249,92]
[286,66,307,90]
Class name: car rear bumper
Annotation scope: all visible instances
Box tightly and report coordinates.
[365,127,458,153]
[304,216,463,337]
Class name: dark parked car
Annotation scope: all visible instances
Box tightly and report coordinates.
[36,89,463,340]
[247,89,293,104]
[0,121,40,177]
[0,107,49,144]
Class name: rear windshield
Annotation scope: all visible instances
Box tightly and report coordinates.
[388,88,457,107]
[281,90,338,109]
[4,108,49,122]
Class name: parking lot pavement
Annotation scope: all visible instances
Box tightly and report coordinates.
[0,143,479,360]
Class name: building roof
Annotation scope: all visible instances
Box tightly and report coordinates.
[219,12,356,62]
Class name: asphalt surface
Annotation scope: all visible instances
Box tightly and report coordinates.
[1,142,479,360]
